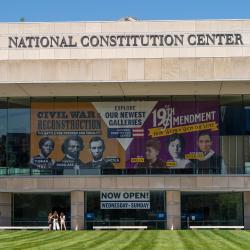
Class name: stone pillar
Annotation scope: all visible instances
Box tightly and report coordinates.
[244,192,250,229]
[0,193,11,226]
[167,191,181,230]
[71,191,85,230]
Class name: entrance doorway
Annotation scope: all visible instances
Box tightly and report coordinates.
[181,192,243,229]
[12,193,70,227]
[86,191,166,229]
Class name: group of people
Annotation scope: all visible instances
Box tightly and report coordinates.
[31,136,114,171]
[48,211,66,230]
[136,131,226,174]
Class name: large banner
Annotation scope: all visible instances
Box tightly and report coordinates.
[126,101,220,169]
[30,100,220,173]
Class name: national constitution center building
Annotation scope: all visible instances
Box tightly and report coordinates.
[1,19,250,230]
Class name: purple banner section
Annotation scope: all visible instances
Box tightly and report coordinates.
[126,101,220,170]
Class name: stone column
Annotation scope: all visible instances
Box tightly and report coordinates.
[71,191,85,230]
[244,192,250,229]
[0,193,11,226]
[166,191,181,230]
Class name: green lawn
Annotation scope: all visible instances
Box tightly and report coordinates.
[0,230,250,250]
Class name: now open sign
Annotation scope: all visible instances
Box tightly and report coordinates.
[100,191,150,201]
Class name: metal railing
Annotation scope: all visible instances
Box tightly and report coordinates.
[0,166,231,176]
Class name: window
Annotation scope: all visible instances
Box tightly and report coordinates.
[7,98,30,170]
[181,192,243,228]
[220,95,244,174]
[86,191,165,229]
[0,98,7,172]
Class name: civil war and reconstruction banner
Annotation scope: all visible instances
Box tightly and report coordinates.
[30,102,125,171]
[30,100,221,173]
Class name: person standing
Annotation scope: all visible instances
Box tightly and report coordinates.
[53,211,60,230]
[60,212,66,230]
[48,212,53,231]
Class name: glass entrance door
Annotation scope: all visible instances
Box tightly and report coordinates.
[12,193,70,227]
[86,191,166,229]
[181,192,243,229]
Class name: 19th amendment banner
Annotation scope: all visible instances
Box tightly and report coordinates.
[30,100,221,173]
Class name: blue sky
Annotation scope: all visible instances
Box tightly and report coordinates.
[0,0,250,22]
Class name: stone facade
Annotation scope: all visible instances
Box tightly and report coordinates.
[0,19,250,229]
